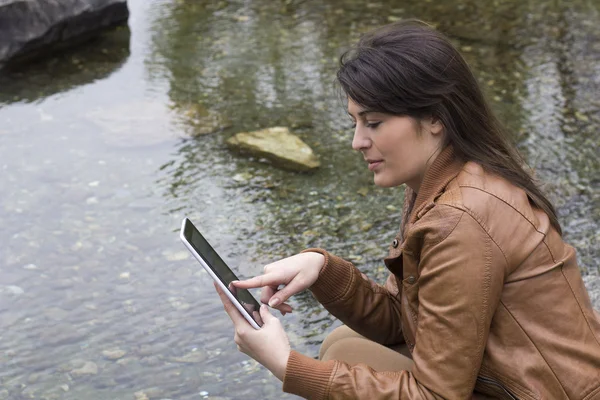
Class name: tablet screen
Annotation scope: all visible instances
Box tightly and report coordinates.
[183,219,263,326]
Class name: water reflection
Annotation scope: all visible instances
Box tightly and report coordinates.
[516,1,600,273]
[151,0,599,278]
[0,26,131,105]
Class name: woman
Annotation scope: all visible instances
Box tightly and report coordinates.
[215,21,600,399]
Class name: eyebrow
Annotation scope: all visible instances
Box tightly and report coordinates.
[347,109,377,118]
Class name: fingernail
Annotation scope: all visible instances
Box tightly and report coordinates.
[269,297,280,307]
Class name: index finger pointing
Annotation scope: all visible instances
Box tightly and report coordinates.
[232,272,284,289]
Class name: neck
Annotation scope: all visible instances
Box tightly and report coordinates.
[409,145,463,223]
[407,146,445,194]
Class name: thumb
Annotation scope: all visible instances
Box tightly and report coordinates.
[259,304,276,324]
[267,281,303,307]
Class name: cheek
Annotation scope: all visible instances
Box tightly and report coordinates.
[388,138,425,175]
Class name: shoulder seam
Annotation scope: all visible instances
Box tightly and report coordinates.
[434,204,510,271]
[426,207,464,247]
[456,184,557,259]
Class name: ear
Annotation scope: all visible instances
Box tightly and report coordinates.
[429,116,444,135]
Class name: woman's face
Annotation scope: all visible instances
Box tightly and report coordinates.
[348,99,444,192]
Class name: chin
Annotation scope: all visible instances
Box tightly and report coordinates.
[373,177,397,188]
[374,174,404,188]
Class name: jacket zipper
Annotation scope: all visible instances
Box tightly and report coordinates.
[477,376,519,400]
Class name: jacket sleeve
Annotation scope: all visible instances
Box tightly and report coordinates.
[284,211,506,399]
[302,248,405,345]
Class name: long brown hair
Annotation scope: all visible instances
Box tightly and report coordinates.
[337,20,562,235]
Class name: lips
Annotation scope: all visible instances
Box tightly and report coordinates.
[367,159,383,171]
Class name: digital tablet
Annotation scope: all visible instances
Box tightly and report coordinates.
[180,217,263,329]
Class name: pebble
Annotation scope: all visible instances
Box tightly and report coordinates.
[27,373,41,384]
[116,357,136,366]
[58,359,86,373]
[0,389,8,400]
[360,223,373,232]
[23,263,39,270]
[169,350,207,364]
[134,391,149,400]
[119,271,131,279]
[232,172,252,182]
[356,187,369,196]
[138,343,168,357]
[60,384,69,392]
[102,349,126,360]
[142,387,164,398]
[21,386,37,399]
[140,355,161,366]
[3,285,24,295]
[71,361,98,377]
[169,300,190,311]
[163,250,189,261]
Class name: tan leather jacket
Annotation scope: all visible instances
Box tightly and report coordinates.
[282,146,600,399]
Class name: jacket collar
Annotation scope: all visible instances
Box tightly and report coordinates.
[408,145,464,225]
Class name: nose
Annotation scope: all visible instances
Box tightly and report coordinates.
[352,125,370,151]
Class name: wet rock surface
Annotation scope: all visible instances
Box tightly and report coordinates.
[0,0,129,66]
[227,126,321,172]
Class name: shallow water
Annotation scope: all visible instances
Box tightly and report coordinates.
[0,0,599,399]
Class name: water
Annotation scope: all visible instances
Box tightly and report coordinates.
[0,0,599,399]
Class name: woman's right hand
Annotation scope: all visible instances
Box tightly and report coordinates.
[231,252,325,315]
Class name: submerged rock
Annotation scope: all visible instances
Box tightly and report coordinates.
[133,391,149,400]
[102,348,126,360]
[174,102,230,136]
[169,349,207,364]
[86,100,175,147]
[0,0,129,67]
[227,126,320,172]
[70,361,98,377]
[0,285,24,295]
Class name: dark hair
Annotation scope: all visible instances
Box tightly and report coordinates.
[337,20,562,235]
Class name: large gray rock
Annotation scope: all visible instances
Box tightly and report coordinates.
[0,0,129,67]
[227,126,321,172]
[0,23,130,104]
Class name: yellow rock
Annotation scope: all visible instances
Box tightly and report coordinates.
[227,127,320,172]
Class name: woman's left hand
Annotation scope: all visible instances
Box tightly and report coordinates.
[214,282,291,381]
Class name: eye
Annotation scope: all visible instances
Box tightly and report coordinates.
[366,121,381,129]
